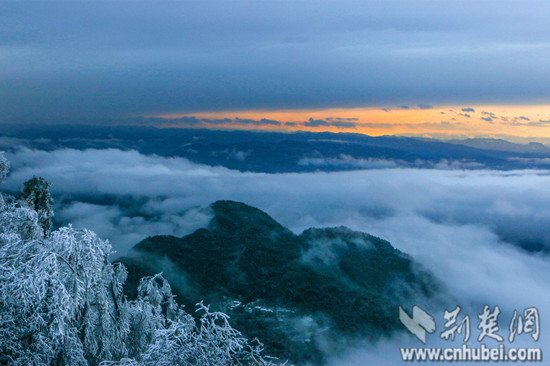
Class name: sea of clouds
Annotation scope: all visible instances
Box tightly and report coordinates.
[3,147,550,365]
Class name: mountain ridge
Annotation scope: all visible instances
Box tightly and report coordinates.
[119,200,442,363]
[446,138,550,154]
[4,126,550,172]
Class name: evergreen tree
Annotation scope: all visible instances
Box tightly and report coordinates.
[19,176,54,236]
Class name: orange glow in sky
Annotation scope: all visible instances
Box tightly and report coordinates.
[152,105,550,143]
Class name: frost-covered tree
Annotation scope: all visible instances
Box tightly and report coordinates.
[19,176,54,235]
[0,152,8,184]
[0,224,130,365]
[0,155,281,366]
[0,152,8,207]
[114,276,280,366]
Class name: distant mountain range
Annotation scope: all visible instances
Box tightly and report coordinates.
[446,138,550,154]
[3,125,550,172]
[119,200,441,363]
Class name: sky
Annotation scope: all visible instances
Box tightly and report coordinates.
[2,1,550,139]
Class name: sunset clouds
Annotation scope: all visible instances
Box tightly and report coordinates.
[152,105,550,142]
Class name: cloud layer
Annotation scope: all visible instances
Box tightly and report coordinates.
[2,1,550,122]
[3,147,550,364]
